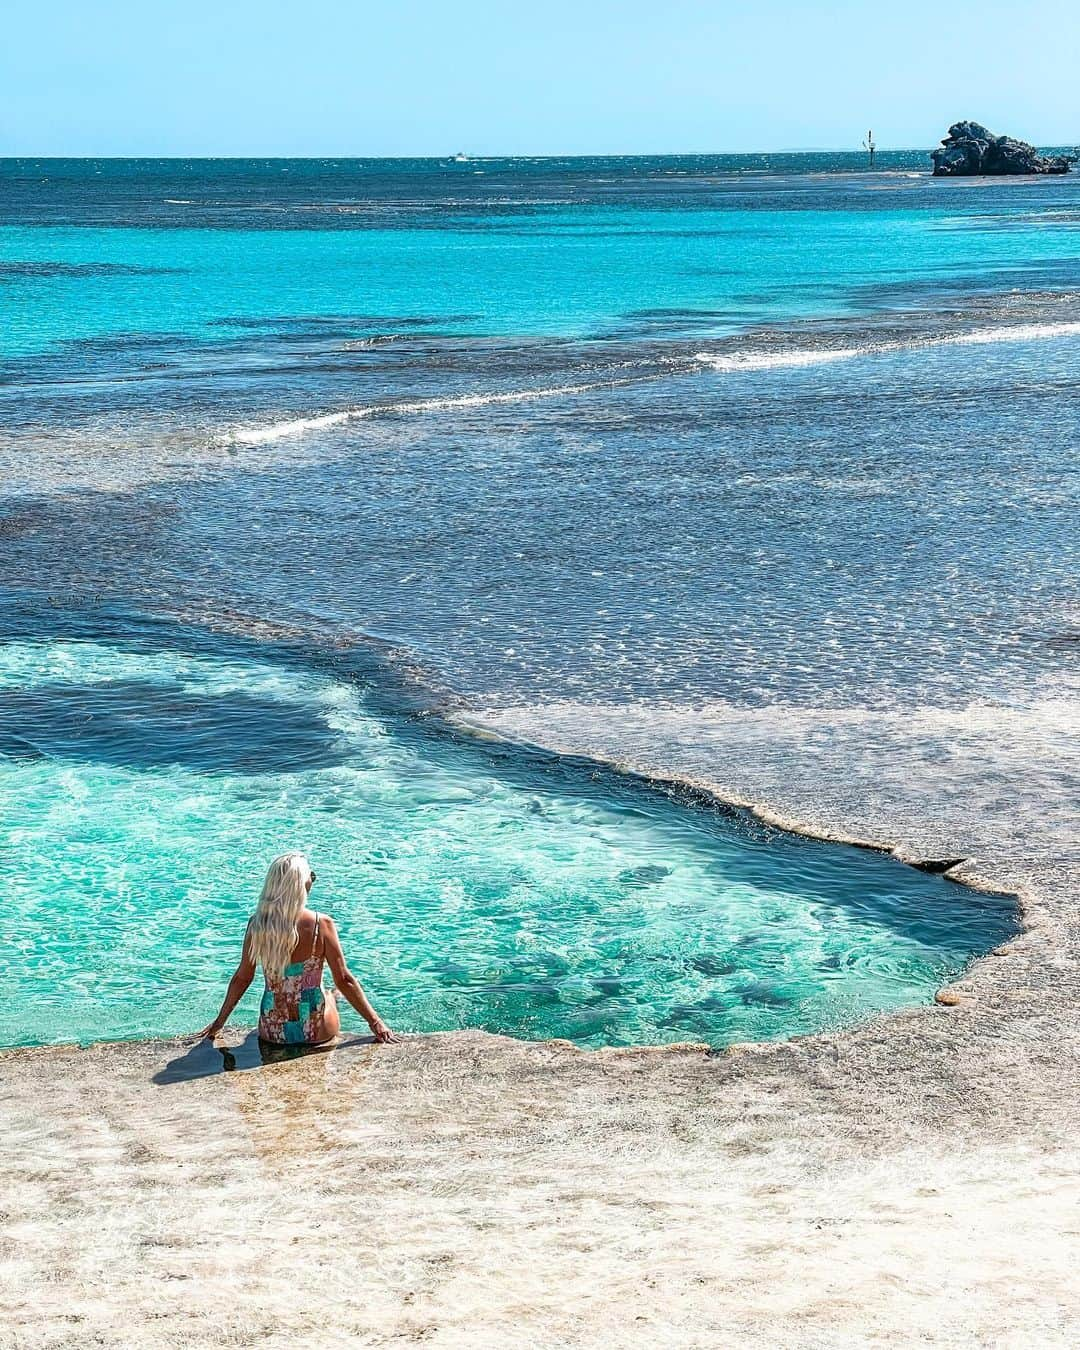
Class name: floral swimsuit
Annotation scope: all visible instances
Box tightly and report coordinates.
[258,912,333,1045]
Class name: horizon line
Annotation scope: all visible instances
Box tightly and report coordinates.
[2,142,1077,162]
[0,147,983,161]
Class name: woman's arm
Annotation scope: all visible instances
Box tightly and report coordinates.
[199,928,257,1039]
[322,915,395,1043]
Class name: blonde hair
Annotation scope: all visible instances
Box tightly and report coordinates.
[247,852,313,979]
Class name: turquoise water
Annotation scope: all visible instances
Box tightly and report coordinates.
[0,623,1014,1048]
[4,155,1080,364]
[4,204,1080,358]
[4,154,1070,1049]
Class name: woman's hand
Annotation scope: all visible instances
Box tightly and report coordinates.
[369,1018,396,1044]
[200,939,257,1044]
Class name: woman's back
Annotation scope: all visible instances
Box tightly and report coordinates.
[258,909,333,1045]
[266,908,322,977]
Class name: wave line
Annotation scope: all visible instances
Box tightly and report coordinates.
[221,317,1080,446]
[221,374,663,446]
[694,319,1080,373]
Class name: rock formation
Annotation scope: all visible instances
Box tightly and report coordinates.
[931,121,1075,176]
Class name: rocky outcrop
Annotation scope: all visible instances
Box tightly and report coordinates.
[931,121,1075,176]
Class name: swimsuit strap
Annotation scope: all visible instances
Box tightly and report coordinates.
[311,911,320,959]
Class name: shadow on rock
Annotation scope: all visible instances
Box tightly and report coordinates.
[152,1031,380,1083]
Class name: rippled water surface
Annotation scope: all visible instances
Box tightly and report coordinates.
[2,155,1073,1048]
[0,623,1015,1048]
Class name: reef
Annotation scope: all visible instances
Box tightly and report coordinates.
[931,121,1075,176]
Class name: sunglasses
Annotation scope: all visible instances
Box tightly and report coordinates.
[309,871,317,884]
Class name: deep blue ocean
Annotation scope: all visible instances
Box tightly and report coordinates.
[2,153,1076,1049]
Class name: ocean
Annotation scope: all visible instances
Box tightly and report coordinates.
[3,152,1076,1049]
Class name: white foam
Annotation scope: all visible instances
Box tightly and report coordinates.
[694,347,863,372]
[222,377,646,446]
[949,320,1080,346]
[694,319,1080,374]
[229,409,355,445]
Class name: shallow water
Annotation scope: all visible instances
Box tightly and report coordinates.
[2,155,1074,1049]
[0,619,1015,1048]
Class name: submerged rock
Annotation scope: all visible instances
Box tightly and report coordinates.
[931,121,1075,176]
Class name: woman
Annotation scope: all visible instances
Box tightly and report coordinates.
[200,851,394,1046]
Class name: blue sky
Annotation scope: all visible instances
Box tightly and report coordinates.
[3,0,1077,156]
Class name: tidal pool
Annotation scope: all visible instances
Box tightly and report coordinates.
[0,628,1017,1049]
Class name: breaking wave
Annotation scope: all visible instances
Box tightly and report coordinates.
[694,319,1080,372]
[220,316,1080,447]
[220,375,658,446]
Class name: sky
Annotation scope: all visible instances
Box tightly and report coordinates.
[2,0,1077,156]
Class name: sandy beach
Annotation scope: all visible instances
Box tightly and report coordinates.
[3,846,1077,1350]
[4,678,1079,1348]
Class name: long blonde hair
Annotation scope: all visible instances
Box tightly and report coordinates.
[247,851,312,979]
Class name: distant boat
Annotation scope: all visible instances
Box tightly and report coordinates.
[451,151,469,163]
